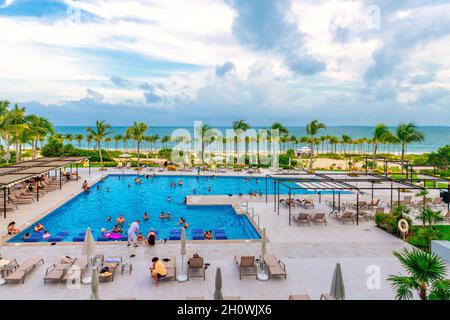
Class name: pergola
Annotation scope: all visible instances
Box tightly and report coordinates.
[266,172,429,226]
[1,157,88,218]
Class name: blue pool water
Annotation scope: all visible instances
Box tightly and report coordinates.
[9,174,338,243]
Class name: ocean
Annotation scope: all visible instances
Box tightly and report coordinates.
[54,126,450,154]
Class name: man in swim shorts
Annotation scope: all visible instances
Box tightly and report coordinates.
[127,220,140,256]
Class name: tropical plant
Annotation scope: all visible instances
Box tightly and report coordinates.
[371,124,391,173]
[388,248,450,300]
[415,207,443,227]
[74,134,84,148]
[113,134,123,150]
[126,121,149,168]
[7,104,29,163]
[85,121,112,169]
[26,115,54,159]
[196,123,213,164]
[305,120,326,170]
[64,133,73,145]
[390,123,425,173]
[232,120,251,161]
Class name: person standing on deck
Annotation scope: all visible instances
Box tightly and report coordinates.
[127,220,140,257]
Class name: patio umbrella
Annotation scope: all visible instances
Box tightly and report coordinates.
[257,228,269,281]
[214,267,223,300]
[81,228,96,284]
[176,228,188,282]
[90,268,99,300]
[330,262,345,300]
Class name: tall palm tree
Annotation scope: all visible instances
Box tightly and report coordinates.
[232,120,251,161]
[126,122,149,168]
[161,135,171,149]
[8,104,29,163]
[86,134,93,150]
[75,134,84,148]
[390,123,425,173]
[113,134,123,150]
[122,135,130,152]
[64,133,74,146]
[341,134,352,154]
[371,124,391,173]
[196,123,212,164]
[388,249,450,300]
[26,115,54,159]
[86,121,112,170]
[305,120,326,170]
[104,137,112,150]
[0,100,12,163]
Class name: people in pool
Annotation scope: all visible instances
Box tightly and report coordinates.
[178,179,183,186]
[204,230,212,240]
[106,187,110,192]
[137,233,143,241]
[193,188,196,194]
[22,232,30,240]
[34,223,45,232]
[166,212,171,219]
[208,186,212,192]
[107,216,112,222]
[178,217,184,225]
[178,217,188,229]
[144,212,149,221]
[116,214,126,225]
[7,221,20,235]
[135,177,142,184]
[96,185,100,190]
[167,196,171,203]
[146,229,157,246]
[159,212,165,220]
[112,225,122,233]
[183,221,189,229]
[82,180,88,189]
[42,231,51,239]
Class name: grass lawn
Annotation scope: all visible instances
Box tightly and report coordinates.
[408,225,450,247]
[389,174,448,189]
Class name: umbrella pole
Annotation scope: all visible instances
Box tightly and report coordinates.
[177,254,188,282]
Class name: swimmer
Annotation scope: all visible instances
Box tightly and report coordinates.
[208,186,212,192]
[96,185,100,190]
[106,187,110,192]
[113,225,122,233]
[22,232,30,240]
[160,212,165,220]
[7,221,20,235]
[144,212,149,221]
[34,223,44,232]
[178,179,183,186]
[183,221,189,229]
[42,230,51,239]
[167,196,171,203]
[167,212,171,219]
[116,214,126,225]
[178,217,185,225]
[193,188,196,194]
[107,216,112,222]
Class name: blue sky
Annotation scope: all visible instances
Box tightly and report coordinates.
[0,0,449,126]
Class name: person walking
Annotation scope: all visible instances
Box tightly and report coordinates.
[127,219,140,257]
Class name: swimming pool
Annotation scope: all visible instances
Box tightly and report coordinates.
[8,174,340,243]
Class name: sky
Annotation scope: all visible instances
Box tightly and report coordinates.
[0,0,449,126]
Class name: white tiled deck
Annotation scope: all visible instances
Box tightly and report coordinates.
[0,168,441,300]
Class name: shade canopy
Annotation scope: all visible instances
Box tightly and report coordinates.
[330,263,345,300]
[82,228,96,258]
[214,267,223,300]
[90,268,99,300]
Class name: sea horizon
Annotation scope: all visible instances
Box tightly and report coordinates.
[54,125,450,154]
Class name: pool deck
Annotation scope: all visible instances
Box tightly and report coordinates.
[0,168,447,300]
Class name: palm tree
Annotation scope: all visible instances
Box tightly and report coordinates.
[196,123,212,164]
[388,249,450,300]
[7,104,29,163]
[75,134,84,148]
[86,134,93,150]
[104,137,112,150]
[122,135,130,152]
[161,135,171,149]
[126,122,149,168]
[341,134,352,154]
[416,207,443,227]
[232,120,251,161]
[371,124,391,173]
[390,123,425,173]
[26,115,54,159]
[113,134,123,150]
[64,133,74,146]
[86,121,112,170]
[305,120,326,170]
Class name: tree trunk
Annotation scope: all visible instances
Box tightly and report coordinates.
[401,144,405,174]
[419,284,427,300]
[372,143,378,173]
[309,138,314,171]
[98,141,103,169]
[137,141,141,168]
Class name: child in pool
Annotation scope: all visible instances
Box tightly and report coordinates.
[160,212,165,220]
[43,231,51,239]
[144,212,149,221]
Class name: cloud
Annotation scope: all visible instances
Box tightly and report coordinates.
[410,73,436,85]
[110,75,133,88]
[226,0,325,76]
[0,0,14,9]
[215,61,236,77]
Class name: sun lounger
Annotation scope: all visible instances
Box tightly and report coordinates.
[235,256,257,280]
[432,197,445,209]
[263,254,287,279]
[187,255,206,280]
[5,257,44,284]
[44,259,74,283]
[293,213,310,226]
[301,199,314,209]
[289,294,311,300]
[311,213,327,225]
[336,211,354,224]
[61,258,89,283]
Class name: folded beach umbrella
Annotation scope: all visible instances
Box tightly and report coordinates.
[214,267,223,300]
[260,228,267,259]
[330,262,345,300]
[176,228,188,282]
[82,227,96,264]
[90,268,99,300]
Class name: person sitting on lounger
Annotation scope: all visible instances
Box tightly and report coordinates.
[204,230,212,240]
[7,221,20,235]
[34,223,44,232]
[146,229,157,246]
[150,257,166,287]
[116,215,125,225]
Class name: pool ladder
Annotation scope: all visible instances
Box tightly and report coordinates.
[239,201,261,231]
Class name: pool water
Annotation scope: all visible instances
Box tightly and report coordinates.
[8,174,336,243]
